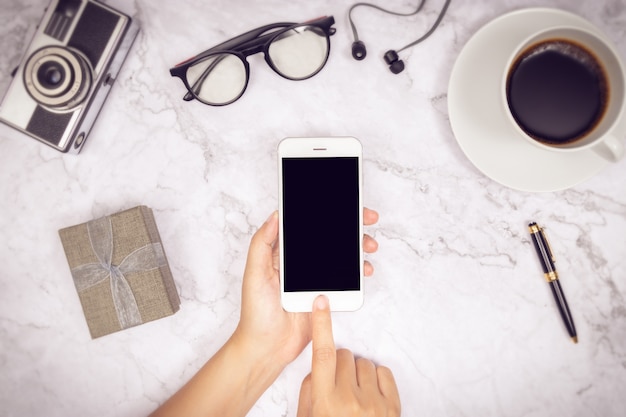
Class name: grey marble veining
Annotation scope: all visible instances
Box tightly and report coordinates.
[0,0,625,416]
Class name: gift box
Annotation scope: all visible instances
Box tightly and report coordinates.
[59,206,180,338]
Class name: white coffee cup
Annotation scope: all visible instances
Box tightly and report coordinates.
[502,26,625,161]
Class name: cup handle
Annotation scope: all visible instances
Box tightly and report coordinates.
[592,135,625,162]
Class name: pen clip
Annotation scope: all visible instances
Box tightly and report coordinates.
[538,226,556,263]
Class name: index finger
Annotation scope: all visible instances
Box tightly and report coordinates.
[311,295,336,395]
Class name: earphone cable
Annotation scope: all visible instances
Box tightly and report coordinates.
[398,0,451,52]
[348,0,451,53]
[348,0,426,43]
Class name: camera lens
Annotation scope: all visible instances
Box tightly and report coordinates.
[24,46,92,109]
[37,61,66,89]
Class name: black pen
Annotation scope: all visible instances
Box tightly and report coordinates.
[528,222,578,344]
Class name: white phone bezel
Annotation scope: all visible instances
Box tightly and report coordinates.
[278,136,364,312]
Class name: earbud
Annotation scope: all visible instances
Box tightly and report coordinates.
[351,40,367,60]
[384,50,405,74]
[349,0,450,75]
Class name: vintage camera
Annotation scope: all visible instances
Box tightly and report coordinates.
[0,0,139,153]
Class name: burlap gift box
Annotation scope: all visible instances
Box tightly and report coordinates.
[58,206,180,338]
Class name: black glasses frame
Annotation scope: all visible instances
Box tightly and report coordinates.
[170,16,336,106]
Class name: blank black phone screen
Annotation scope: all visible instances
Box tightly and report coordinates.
[282,157,360,292]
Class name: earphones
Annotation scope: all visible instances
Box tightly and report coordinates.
[348,0,451,74]
[383,50,405,74]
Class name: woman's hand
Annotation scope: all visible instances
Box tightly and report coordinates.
[150,209,382,417]
[296,296,401,417]
[233,209,380,370]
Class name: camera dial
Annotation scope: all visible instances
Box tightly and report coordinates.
[23,46,92,110]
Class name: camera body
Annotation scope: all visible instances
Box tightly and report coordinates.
[0,0,139,153]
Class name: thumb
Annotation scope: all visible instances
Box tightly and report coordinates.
[245,211,278,273]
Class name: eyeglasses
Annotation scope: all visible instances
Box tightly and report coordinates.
[170,16,336,106]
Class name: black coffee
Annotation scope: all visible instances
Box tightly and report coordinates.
[506,39,608,145]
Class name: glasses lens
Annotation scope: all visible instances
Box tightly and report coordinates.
[185,53,247,105]
[268,25,329,80]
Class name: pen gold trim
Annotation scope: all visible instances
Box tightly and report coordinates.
[544,271,558,282]
[528,222,578,344]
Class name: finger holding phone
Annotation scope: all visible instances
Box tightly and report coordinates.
[296,295,401,417]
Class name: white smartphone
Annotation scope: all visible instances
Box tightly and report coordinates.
[278,136,364,312]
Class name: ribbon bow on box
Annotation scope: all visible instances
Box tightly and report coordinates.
[70,216,167,330]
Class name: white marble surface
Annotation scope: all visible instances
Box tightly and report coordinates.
[1,0,625,416]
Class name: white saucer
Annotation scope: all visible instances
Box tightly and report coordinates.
[448,8,613,192]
